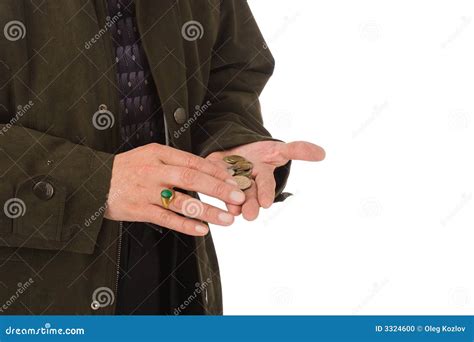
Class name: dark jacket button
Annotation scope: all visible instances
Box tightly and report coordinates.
[33,181,55,200]
[173,107,187,124]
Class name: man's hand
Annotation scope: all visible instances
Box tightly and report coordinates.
[206,141,325,220]
[104,143,246,236]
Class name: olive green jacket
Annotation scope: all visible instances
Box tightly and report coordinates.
[0,0,289,314]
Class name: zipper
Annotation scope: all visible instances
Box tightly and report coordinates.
[97,0,124,308]
[115,221,123,296]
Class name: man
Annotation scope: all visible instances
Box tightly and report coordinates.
[0,0,324,314]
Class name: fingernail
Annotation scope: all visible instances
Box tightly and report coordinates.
[218,212,234,224]
[230,190,245,203]
[195,225,209,235]
[226,179,238,186]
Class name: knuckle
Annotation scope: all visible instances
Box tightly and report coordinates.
[146,143,160,154]
[207,163,221,179]
[138,164,153,175]
[179,219,190,234]
[172,194,185,209]
[212,182,228,198]
[184,155,200,170]
[206,207,221,223]
[202,204,213,220]
[157,211,172,226]
[180,168,197,186]
[157,164,169,178]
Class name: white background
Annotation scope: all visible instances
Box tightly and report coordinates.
[206,0,474,314]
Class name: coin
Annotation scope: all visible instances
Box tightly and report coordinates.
[234,169,252,177]
[233,160,253,171]
[233,175,252,190]
[223,155,246,164]
[227,168,235,176]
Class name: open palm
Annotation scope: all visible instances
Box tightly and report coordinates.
[206,140,325,220]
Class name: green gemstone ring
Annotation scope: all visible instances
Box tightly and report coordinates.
[161,188,175,209]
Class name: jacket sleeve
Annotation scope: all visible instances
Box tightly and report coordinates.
[191,0,291,201]
[0,123,113,254]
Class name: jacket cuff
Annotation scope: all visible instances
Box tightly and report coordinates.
[274,161,292,203]
[0,149,113,255]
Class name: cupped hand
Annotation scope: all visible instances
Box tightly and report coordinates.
[206,141,325,220]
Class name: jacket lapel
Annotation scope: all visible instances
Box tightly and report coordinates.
[135,0,191,149]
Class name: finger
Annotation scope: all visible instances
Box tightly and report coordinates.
[156,144,233,182]
[210,159,237,177]
[242,180,260,221]
[161,165,246,205]
[279,141,326,162]
[145,205,210,236]
[255,168,276,209]
[157,192,235,226]
[226,203,242,216]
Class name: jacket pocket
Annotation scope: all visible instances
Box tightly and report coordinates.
[12,175,66,242]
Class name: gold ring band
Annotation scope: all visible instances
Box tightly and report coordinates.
[160,188,175,209]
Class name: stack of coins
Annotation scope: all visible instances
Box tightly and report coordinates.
[223,155,253,190]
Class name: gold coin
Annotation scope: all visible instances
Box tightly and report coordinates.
[233,160,253,171]
[234,169,252,177]
[223,155,246,164]
[233,175,252,190]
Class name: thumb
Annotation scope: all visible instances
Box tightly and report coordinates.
[279,141,326,161]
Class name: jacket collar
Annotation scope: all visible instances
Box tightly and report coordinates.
[135,0,188,115]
